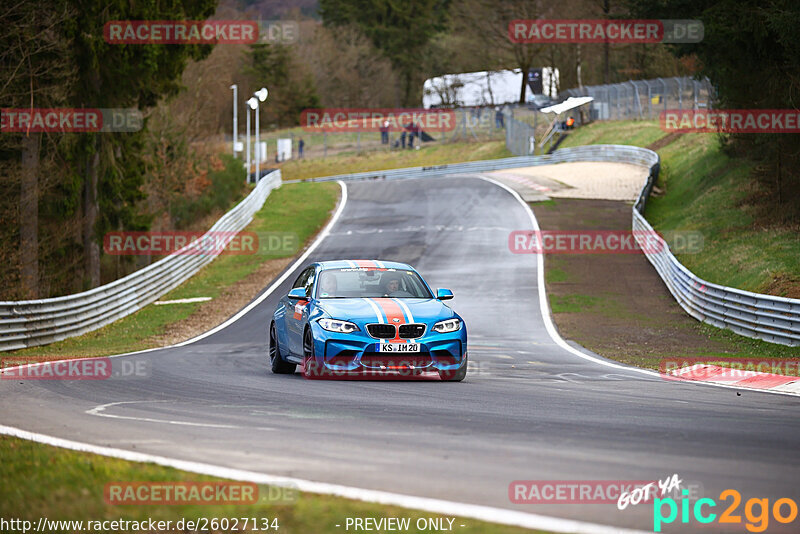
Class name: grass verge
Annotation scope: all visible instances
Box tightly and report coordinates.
[559,120,800,298]
[559,120,668,149]
[534,118,800,366]
[0,436,545,534]
[647,134,800,297]
[535,198,799,370]
[280,141,511,181]
[5,182,339,359]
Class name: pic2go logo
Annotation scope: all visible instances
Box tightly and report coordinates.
[653,489,798,532]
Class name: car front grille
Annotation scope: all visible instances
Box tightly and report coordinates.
[366,324,396,338]
[398,323,426,338]
[366,323,427,339]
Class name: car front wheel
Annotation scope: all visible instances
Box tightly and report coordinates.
[302,328,321,379]
[270,322,296,374]
[438,354,468,382]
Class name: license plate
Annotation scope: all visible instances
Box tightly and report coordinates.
[378,343,420,352]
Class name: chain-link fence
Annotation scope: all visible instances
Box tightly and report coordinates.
[445,107,507,142]
[254,78,712,160]
[504,114,538,156]
[248,108,507,161]
[562,76,714,121]
[502,76,716,155]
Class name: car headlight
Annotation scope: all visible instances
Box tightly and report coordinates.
[432,318,461,333]
[318,318,359,333]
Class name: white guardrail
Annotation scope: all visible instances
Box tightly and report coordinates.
[0,170,282,352]
[295,145,800,347]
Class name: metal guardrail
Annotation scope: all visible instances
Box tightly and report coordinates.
[293,145,800,347]
[0,170,282,352]
[286,146,654,184]
[627,148,800,347]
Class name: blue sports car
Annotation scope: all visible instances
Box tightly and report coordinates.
[269,260,468,381]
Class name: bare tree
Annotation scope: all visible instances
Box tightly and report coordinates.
[162,43,249,142]
[303,24,398,108]
[452,0,549,103]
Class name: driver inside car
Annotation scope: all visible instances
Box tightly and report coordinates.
[381,274,404,296]
[318,273,338,296]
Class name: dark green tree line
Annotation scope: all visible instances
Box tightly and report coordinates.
[1,0,219,297]
[629,0,800,220]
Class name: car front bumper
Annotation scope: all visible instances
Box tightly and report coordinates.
[308,321,467,376]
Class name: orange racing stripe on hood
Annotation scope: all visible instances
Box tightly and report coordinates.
[372,298,408,342]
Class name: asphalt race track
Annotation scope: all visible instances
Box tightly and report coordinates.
[2,175,799,532]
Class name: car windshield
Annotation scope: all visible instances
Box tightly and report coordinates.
[316,268,433,299]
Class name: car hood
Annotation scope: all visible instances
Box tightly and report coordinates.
[317,298,455,324]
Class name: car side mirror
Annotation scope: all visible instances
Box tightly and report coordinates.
[436,288,454,300]
[288,288,308,300]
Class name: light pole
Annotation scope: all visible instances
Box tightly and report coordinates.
[230,84,238,158]
[252,87,268,181]
[246,97,258,183]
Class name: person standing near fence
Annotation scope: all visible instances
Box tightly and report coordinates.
[298,138,305,158]
[495,107,504,128]
[380,120,389,144]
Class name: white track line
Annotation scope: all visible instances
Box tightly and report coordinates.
[0,424,648,534]
[0,177,651,533]
[0,180,349,375]
[86,401,274,431]
[154,297,213,305]
[478,174,800,399]
[159,180,349,348]
[478,175,658,378]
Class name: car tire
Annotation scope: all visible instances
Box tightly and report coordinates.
[270,322,296,374]
[302,327,321,379]
[438,354,468,382]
